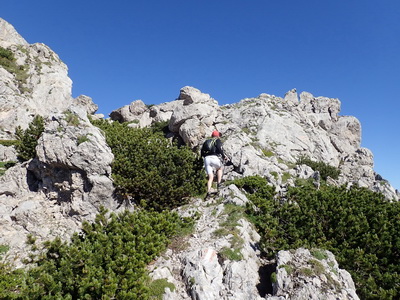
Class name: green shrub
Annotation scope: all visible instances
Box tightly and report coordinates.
[149,120,169,135]
[297,156,340,180]
[92,119,205,211]
[262,149,274,157]
[282,172,291,183]
[299,267,313,277]
[15,115,45,162]
[279,264,294,275]
[309,259,325,276]
[244,181,400,300]
[21,208,184,299]
[232,175,275,199]
[0,209,193,299]
[0,47,14,61]
[0,245,9,258]
[270,272,277,283]
[0,262,25,299]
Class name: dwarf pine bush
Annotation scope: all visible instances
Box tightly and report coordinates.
[92,119,205,211]
[15,115,45,162]
[240,176,400,300]
[2,208,188,299]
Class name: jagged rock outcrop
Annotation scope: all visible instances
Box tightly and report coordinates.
[0,18,99,137]
[0,24,72,137]
[0,107,117,265]
[31,106,114,207]
[115,86,398,200]
[0,18,118,265]
[109,86,220,147]
[0,18,28,46]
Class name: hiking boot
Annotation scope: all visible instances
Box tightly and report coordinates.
[208,188,218,195]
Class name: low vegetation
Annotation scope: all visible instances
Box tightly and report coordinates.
[0,46,30,93]
[14,115,45,162]
[297,155,340,180]
[236,175,400,300]
[91,119,205,211]
[0,208,192,299]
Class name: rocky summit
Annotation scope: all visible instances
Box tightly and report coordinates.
[0,17,398,299]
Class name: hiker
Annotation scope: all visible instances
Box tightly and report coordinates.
[201,130,228,194]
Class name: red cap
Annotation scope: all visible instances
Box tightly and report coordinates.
[211,130,220,137]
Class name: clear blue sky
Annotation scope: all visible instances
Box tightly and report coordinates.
[2,0,399,190]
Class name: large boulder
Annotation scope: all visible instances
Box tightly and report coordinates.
[271,248,359,300]
[31,106,115,208]
[169,86,220,148]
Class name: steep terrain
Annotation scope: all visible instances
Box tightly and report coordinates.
[0,18,398,299]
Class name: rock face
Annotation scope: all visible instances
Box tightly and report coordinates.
[0,22,71,138]
[0,18,118,265]
[0,106,117,265]
[0,18,28,46]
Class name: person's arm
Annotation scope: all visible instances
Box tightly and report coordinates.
[200,142,206,157]
[215,139,227,159]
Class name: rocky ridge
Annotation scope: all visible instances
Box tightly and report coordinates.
[0,17,396,299]
[113,86,398,201]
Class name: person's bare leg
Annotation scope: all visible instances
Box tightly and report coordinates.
[217,168,223,184]
[207,173,214,192]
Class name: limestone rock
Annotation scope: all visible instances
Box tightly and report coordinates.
[270,248,360,300]
[148,189,267,300]
[0,18,73,139]
[0,18,28,46]
[0,145,17,161]
[74,95,98,114]
[109,99,147,123]
[0,106,116,265]
[169,86,220,148]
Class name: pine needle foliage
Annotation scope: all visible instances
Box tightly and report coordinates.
[15,115,45,162]
[19,208,185,299]
[92,119,205,211]
[240,176,400,300]
[0,261,25,299]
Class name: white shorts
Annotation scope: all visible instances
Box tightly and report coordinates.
[204,155,222,175]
